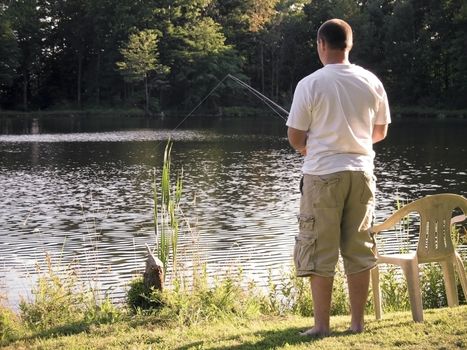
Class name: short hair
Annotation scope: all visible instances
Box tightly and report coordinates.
[317,19,353,51]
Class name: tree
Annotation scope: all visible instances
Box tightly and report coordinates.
[166,17,242,110]
[84,0,160,106]
[273,2,313,102]
[381,1,420,105]
[1,0,466,111]
[0,15,19,100]
[211,0,279,93]
[147,0,243,110]
[421,0,467,108]
[450,1,467,107]
[5,0,43,110]
[117,29,170,114]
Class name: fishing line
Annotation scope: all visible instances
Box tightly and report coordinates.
[155,74,290,149]
[229,82,287,122]
[226,74,289,120]
[169,74,231,133]
[166,74,289,136]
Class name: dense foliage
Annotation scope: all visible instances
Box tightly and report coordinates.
[0,0,466,113]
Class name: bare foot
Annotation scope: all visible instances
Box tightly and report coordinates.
[299,328,330,338]
[347,326,364,334]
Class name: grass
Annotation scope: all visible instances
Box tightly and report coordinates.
[1,306,466,349]
[2,259,466,349]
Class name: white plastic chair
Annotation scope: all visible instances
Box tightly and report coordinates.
[371,193,467,322]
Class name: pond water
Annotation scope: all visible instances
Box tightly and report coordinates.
[0,115,466,307]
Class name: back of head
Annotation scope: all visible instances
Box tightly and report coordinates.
[317,19,353,51]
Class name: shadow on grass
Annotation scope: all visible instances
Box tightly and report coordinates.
[175,326,357,350]
[174,313,423,350]
[1,321,94,347]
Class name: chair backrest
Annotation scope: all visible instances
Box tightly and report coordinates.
[398,194,467,263]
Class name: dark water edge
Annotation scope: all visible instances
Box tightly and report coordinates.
[1,106,467,120]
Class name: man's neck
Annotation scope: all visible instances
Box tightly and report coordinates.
[323,51,350,65]
[325,59,349,65]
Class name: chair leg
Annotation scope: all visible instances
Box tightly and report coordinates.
[440,260,459,307]
[402,261,423,322]
[371,266,382,320]
[454,252,467,301]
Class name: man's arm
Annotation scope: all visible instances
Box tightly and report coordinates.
[287,127,308,155]
[372,124,388,144]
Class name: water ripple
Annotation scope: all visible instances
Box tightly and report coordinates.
[1,121,466,308]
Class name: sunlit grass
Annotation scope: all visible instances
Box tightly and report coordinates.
[2,306,466,349]
[2,231,466,348]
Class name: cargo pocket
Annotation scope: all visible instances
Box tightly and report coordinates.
[360,172,376,205]
[294,215,317,276]
[359,172,376,231]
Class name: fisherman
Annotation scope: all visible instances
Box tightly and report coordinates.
[286,18,391,336]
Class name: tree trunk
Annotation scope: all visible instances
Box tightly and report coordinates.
[260,42,265,93]
[143,244,164,292]
[444,53,449,93]
[96,51,101,105]
[77,52,82,109]
[22,72,28,111]
[275,58,280,101]
[145,75,149,115]
[270,50,275,98]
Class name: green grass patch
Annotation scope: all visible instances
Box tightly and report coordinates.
[1,306,466,349]
[3,254,464,348]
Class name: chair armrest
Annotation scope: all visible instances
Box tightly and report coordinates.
[371,195,467,234]
[370,204,419,234]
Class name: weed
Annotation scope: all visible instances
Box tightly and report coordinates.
[420,263,447,308]
[0,304,22,344]
[279,269,310,316]
[128,266,262,325]
[330,267,350,316]
[379,266,410,312]
[19,253,122,332]
[126,276,162,311]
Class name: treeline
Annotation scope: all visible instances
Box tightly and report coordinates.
[0,0,466,114]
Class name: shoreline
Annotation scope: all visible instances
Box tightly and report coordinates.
[0,106,466,120]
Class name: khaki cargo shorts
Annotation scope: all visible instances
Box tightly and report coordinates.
[294,171,377,277]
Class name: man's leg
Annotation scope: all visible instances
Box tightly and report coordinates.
[341,172,375,333]
[347,269,370,332]
[301,275,333,336]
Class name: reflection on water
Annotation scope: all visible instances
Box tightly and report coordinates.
[0,116,466,307]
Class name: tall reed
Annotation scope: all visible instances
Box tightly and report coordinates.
[153,141,183,278]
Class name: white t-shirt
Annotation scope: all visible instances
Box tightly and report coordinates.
[286,63,391,175]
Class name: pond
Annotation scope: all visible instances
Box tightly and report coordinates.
[0,114,466,308]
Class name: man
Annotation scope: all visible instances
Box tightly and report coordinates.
[286,18,390,337]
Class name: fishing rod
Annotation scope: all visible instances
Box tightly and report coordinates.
[181,74,289,123]
[162,74,290,142]
[225,74,289,120]
[169,74,231,133]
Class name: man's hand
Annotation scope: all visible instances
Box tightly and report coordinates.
[287,127,308,156]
